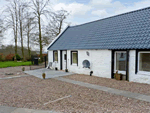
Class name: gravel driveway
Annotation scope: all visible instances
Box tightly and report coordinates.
[63,74,150,95]
[0,76,150,113]
[0,66,45,78]
[0,66,30,78]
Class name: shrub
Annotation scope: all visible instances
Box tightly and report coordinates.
[0,53,5,61]
[25,57,31,61]
[38,54,47,57]
[16,54,21,61]
[5,54,15,61]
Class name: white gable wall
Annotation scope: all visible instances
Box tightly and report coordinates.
[48,49,111,78]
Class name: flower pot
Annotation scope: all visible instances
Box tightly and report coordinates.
[22,67,25,71]
[65,69,68,72]
[115,73,122,80]
[42,73,46,79]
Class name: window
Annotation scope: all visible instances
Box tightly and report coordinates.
[71,51,78,65]
[115,52,126,71]
[139,52,150,72]
[53,51,58,62]
[64,54,67,60]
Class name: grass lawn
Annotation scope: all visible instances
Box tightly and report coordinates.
[0,61,32,68]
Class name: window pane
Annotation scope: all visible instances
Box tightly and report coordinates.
[139,53,150,72]
[64,54,66,60]
[116,52,126,71]
[72,53,77,64]
[54,52,58,61]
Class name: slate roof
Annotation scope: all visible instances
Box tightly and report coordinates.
[48,7,150,50]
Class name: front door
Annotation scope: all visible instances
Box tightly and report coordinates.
[114,51,127,80]
[62,51,67,70]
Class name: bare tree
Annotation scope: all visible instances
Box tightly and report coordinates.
[45,10,69,44]
[4,0,19,57]
[30,0,50,61]
[18,0,28,61]
[0,19,3,45]
[24,12,37,58]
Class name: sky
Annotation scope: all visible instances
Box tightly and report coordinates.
[51,0,150,25]
[0,0,150,50]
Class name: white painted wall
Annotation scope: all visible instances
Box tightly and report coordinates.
[48,50,53,63]
[48,49,150,84]
[48,50,60,70]
[67,50,111,78]
[48,49,111,78]
[129,50,150,84]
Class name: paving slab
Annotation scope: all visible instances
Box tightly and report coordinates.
[0,106,17,113]
[24,68,74,79]
[11,108,35,113]
[0,106,58,113]
[55,77,150,103]
[11,108,58,113]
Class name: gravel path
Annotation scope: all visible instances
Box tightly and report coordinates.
[0,76,150,112]
[0,66,30,78]
[0,65,44,78]
[63,74,150,96]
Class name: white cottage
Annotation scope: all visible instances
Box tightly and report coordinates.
[47,7,150,84]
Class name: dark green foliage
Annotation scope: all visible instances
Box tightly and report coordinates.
[16,54,21,61]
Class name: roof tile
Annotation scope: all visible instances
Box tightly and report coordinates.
[48,7,150,50]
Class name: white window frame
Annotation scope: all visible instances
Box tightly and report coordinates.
[138,51,150,75]
[72,52,77,65]
[114,51,126,74]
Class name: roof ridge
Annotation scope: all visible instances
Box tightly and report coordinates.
[70,7,150,28]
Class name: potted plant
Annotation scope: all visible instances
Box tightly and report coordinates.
[65,69,68,72]
[42,73,46,79]
[90,71,93,76]
[55,67,58,70]
[22,67,25,71]
[114,71,122,80]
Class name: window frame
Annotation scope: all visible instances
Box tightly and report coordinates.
[71,51,78,66]
[53,50,58,62]
[138,51,150,75]
[114,51,126,74]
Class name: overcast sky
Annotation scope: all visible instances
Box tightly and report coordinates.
[52,0,150,25]
[0,0,150,50]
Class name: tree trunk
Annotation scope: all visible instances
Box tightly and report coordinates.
[15,22,18,60]
[19,9,24,61]
[27,24,31,58]
[15,0,18,60]
[58,20,62,35]
[14,27,17,60]
[20,25,24,61]
[38,16,42,62]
